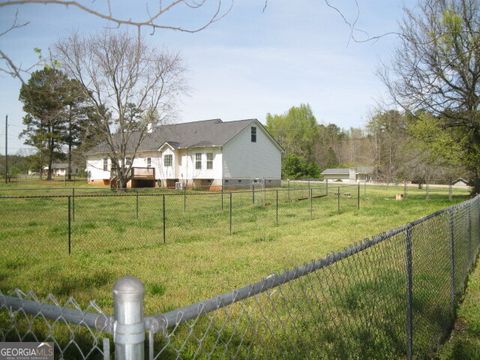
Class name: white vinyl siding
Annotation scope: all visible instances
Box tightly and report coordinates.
[223,123,281,179]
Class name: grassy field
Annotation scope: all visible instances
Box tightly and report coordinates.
[438,257,480,359]
[0,181,469,316]
[0,180,476,359]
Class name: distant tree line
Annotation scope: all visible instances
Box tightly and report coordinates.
[13,31,185,187]
[266,104,465,184]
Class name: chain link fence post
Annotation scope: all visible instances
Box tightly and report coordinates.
[287,179,290,202]
[113,276,145,360]
[276,189,279,226]
[252,183,255,205]
[183,186,186,212]
[221,185,224,211]
[229,192,232,235]
[135,190,139,220]
[72,187,75,221]
[449,209,456,314]
[263,178,266,207]
[468,203,472,265]
[337,186,340,213]
[68,195,72,255]
[162,194,166,244]
[405,224,414,360]
[310,188,313,220]
[357,182,360,210]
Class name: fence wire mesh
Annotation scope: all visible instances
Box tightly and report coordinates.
[0,185,335,260]
[148,196,480,359]
[0,290,111,360]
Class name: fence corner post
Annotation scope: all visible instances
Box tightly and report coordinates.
[113,276,145,360]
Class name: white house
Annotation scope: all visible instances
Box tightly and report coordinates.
[85,119,283,189]
[321,167,373,182]
[42,162,81,177]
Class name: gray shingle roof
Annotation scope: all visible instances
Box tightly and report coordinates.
[86,118,268,155]
[321,168,350,175]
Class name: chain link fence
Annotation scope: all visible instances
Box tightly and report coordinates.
[1,184,356,260]
[0,195,479,359]
[0,289,111,359]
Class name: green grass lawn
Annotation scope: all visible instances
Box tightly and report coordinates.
[0,181,469,315]
[438,258,480,359]
[0,180,476,359]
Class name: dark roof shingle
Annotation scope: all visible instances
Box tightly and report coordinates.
[87,118,260,155]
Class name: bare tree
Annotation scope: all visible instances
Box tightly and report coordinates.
[56,31,186,189]
[0,0,231,83]
[381,0,480,192]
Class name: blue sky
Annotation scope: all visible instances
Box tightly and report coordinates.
[0,0,416,154]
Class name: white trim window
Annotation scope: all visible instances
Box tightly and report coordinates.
[146,157,152,168]
[103,158,108,171]
[164,154,173,167]
[206,153,213,170]
[195,153,202,170]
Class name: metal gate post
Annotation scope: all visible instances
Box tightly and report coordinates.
[113,276,145,360]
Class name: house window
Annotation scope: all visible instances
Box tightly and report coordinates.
[126,157,132,166]
[207,153,213,169]
[164,154,172,167]
[147,158,151,168]
[251,127,257,143]
[195,153,202,170]
[103,158,108,171]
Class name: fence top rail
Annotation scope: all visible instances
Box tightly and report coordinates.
[145,194,478,334]
[0,292,114,333]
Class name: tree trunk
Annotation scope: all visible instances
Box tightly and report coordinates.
[47,133,54,181]
[67,106,72,181]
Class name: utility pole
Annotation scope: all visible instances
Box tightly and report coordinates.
[4,115,8,184]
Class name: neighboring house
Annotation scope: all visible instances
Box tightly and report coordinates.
[85,118,283,189]
[321,167,373,182]
[42,162,81,177]
[453,178,469,187]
